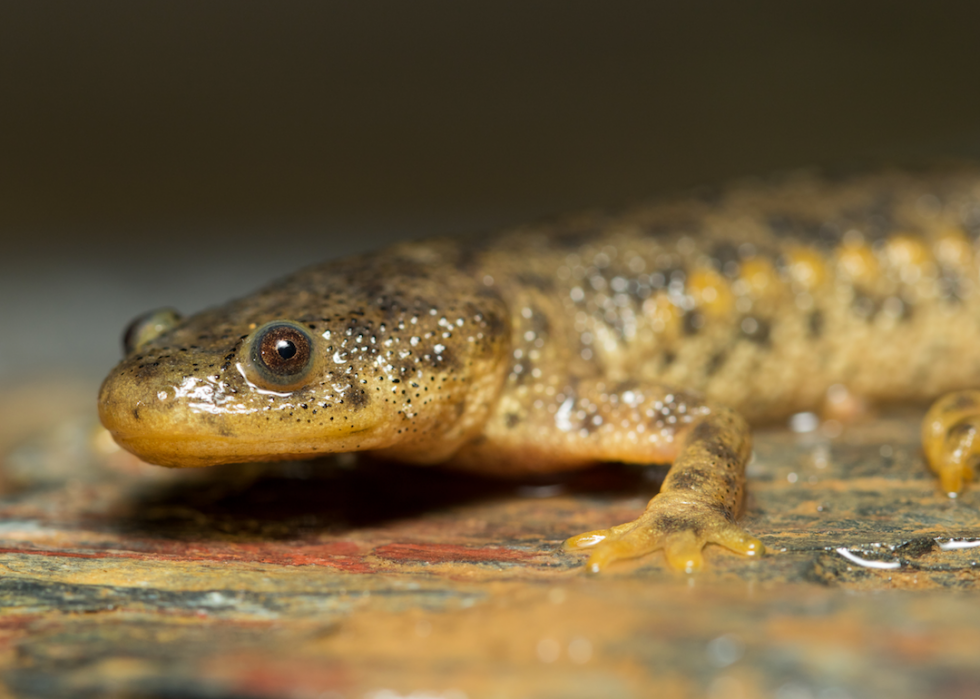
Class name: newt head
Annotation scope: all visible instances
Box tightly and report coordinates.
[98,266,511,468]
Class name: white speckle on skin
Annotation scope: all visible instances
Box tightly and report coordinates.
[555,397,575,432]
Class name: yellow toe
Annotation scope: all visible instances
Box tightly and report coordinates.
[664,531,703,573]
[564,530,609,550]
[939,465,970,498]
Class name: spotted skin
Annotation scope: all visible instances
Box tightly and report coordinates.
[100,167,980,572]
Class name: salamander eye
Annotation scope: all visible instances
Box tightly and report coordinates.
[246,321,316,389]
[123,308,183,355]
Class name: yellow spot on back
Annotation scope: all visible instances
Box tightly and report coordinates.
[885,234,932,269]
[784,247,828,291]
[836,243,879,285]
[739,257,779,298]
[934,227,973,269]
[688,268,734,318]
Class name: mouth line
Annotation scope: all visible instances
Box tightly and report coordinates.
[105,421,383,467]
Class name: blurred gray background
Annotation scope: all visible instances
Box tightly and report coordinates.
[3,1,980,388]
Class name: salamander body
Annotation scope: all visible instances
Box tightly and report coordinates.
[99,167,980,572]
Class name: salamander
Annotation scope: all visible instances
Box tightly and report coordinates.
[98,167,980,573]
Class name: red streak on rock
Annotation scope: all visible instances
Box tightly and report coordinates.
[0,542,375,573]
[374,542,535,563]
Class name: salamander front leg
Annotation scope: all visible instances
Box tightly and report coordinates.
[462,379,764,572]
[923,391,980,497]
[565,404,763,573]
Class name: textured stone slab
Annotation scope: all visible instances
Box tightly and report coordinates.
[0,385,979,697]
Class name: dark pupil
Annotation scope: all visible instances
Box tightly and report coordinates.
[255,324,312,380]
[276,339,297,360]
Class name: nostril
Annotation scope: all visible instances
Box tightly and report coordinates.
[122,308,183,355]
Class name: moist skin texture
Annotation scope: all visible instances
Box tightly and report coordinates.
[99,167,980,573]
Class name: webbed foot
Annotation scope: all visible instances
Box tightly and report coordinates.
[564,492,764,573]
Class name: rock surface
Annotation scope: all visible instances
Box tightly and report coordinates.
[0,385,978,698]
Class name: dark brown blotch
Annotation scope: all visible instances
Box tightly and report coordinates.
[682,311,704,336]
[705,350,727,376]
[850,293,878,320]
[689,421,739,464]
[429,345,458,371]
[740,317,771,345]
[653,513,703,538]
[808,310,824,338]
[516,273,554,292]
[668,468,710,491]
[347,387,370,410]
[943,393,980,413]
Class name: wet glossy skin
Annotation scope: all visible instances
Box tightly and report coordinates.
[100,167,980,572]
